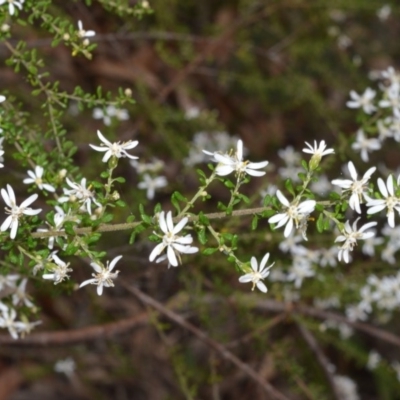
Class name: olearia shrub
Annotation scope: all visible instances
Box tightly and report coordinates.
[2,0,400,398]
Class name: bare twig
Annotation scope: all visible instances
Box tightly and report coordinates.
[126,284,291,400]
[0,312,147,347]
[253,298,400,348]
[297,323,342,400]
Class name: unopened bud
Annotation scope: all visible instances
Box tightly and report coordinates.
[124,88,132,97]
[309,154,321,171]
[58,169,67,179]
[111,191,120,201]
[94,206,103,216]
[63,33,70,41]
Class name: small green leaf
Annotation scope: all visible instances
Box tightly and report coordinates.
[203,248,218,255]
[197,228,207,245]
[285,179,295,197]
[251,215,259,230]
[316,213,324,233]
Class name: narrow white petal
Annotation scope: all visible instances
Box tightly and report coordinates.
[159,212,168,234]
[109,255,122,271]
[10,221,18,239]
[173,217,188,234]
[166,211,175,232]
[1,215,12,232]
[97,130,112,146]
[245,169,265,177]
[259,253,270,271]
[377,178,388,198]
[284,218,294,237]
[149,243,165,261]
[348,162,358,181]
[237,140,243,161]
[276,190,290,207]
[79,278,97,288]
[20,194,38,208]
[239,274,252,283]
[256,281,267,293]
[250,257,258,272]
[167,246,178,266]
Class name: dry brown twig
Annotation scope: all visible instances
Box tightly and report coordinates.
[125,284,291,400]
[297,323,342,400]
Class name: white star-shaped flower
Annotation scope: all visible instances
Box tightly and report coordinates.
[346,88,377,114]
[77,20,95,38]
[79,255,121,296]
[203,139,268,177]
[1,184,41,239]
[138,173,167,200]
[89,130,139,163]
[351,129,381,162]
[331,161,376,214]
[23,165,55,192]
[0,305,25,339]
[42,253,72,284]
[149,211,198,267]
[335,218,377,263]
[58,177,100,215]
[0,0,24,16]
[238,252,274,293]
[366,175,400,228]
[302,140,335,158]
[268,190,316,238]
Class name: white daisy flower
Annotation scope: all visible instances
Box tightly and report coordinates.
[203,139,268,177]
[351,129,381,162]
[89,130,139,163]
[238,252,274,293]
[79,255,121,296]
[58,177,100,215]
[149,211,198,267]
[335,218,377,263]
[268,190,316,238]
[346,88,377,114]
[331,161,376,214]
[1,184,42,239]
[302,140,335,158]
[77,20,95,38]
[42,254,72,284]
[366,175,400,228]
[138,174,167,200]
[23,165,55,192]
[0,0,24,16]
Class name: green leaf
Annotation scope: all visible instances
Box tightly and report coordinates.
[284,179,295,197]
[301,160,308,171]
[202,248,218,255]
[251,215,259,230]
[223,179,235,189]
[329,191,341,201]
[316,213,324,233]
[197,228,207,245]
[198,212,209,226]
